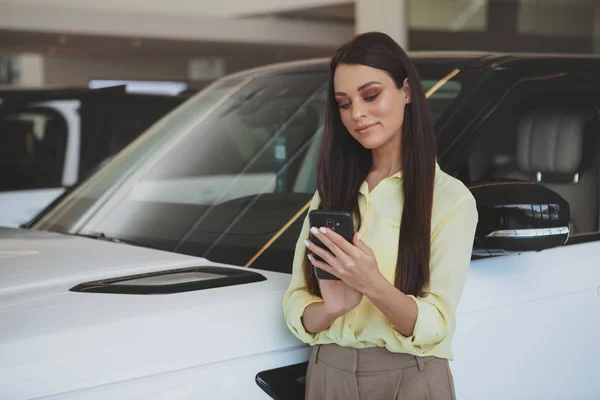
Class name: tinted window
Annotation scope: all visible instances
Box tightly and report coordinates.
[0,107,67,191]
[83,73,328,267]
[78,94,187,177]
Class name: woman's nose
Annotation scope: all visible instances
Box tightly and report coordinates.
[352,103,366,121]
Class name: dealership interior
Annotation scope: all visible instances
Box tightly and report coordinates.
[2,0,600,87]
[1,1,599,400]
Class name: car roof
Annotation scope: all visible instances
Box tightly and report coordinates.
[222,51,600,81]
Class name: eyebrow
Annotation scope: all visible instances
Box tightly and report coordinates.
[335,81,382,96]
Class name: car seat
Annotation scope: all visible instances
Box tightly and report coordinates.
[496,107,600,234]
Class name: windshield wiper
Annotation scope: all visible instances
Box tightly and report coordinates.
[66,232,144,248]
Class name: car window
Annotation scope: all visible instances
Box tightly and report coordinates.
[80,73,328,267]
[459,86,600,237]
[0,106,67,191]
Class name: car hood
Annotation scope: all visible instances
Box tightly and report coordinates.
[0,227,302,399]
[0,227,205,304]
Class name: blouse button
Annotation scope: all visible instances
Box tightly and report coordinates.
[347,324,353,331]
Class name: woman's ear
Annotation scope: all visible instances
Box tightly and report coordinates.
[403,78,412,104]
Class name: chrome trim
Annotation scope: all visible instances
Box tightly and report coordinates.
[486,226,569,238]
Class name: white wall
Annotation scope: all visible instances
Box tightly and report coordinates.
[0,1,352,48]
[42,52,319,86]
[44,57,190,87]
[0,0,347,18]
[18,53,44,86]
[356,0,408,48]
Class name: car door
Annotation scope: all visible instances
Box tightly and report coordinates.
[0,86,125,227]
[443,66,600,400]
[254,63,600,400]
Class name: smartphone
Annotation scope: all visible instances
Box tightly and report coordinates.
[308,210,355,280]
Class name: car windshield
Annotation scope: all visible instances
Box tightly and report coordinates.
[33,60,470,274]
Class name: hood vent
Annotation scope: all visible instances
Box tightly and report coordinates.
[70,266,266,295]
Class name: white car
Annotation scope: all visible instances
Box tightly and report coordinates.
[1,53,599,400]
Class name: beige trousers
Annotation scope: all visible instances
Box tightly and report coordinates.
[305,344,456,400]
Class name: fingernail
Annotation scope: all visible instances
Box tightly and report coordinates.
[310,227,319,235]
[307,254,313,261]
[319,227,327,234]
[357,232,361,241]
[304,239,310,248]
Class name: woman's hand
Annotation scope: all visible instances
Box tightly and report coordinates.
[305,227,386,297]
[316,278,363,318]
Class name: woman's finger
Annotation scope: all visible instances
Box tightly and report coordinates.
[309,227,355,264]
[304,239,331,261]
[304,239,342,270]
[307,254,342,279]
[353,232,374,256]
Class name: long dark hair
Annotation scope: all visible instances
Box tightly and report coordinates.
[303,32,436,298]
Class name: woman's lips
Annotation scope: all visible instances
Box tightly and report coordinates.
[356,123,377,134]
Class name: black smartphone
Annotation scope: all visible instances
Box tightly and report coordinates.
[308,210,355,280]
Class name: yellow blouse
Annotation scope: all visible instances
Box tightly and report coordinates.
[283,164,478,360]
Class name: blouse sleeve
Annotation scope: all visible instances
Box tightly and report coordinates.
[393,194,478,353]
[282,191,325,344]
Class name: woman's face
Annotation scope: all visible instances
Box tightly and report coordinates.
[333,63,410,150]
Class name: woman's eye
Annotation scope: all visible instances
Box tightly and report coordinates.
[364,93,380,102]
[338,103,351,110]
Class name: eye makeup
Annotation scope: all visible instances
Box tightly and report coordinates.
[362,89,381,102]
[336,88,381,110]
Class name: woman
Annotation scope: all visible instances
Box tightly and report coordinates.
[283,32,478,400]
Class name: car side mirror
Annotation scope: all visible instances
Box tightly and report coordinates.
[470,181,570,255]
